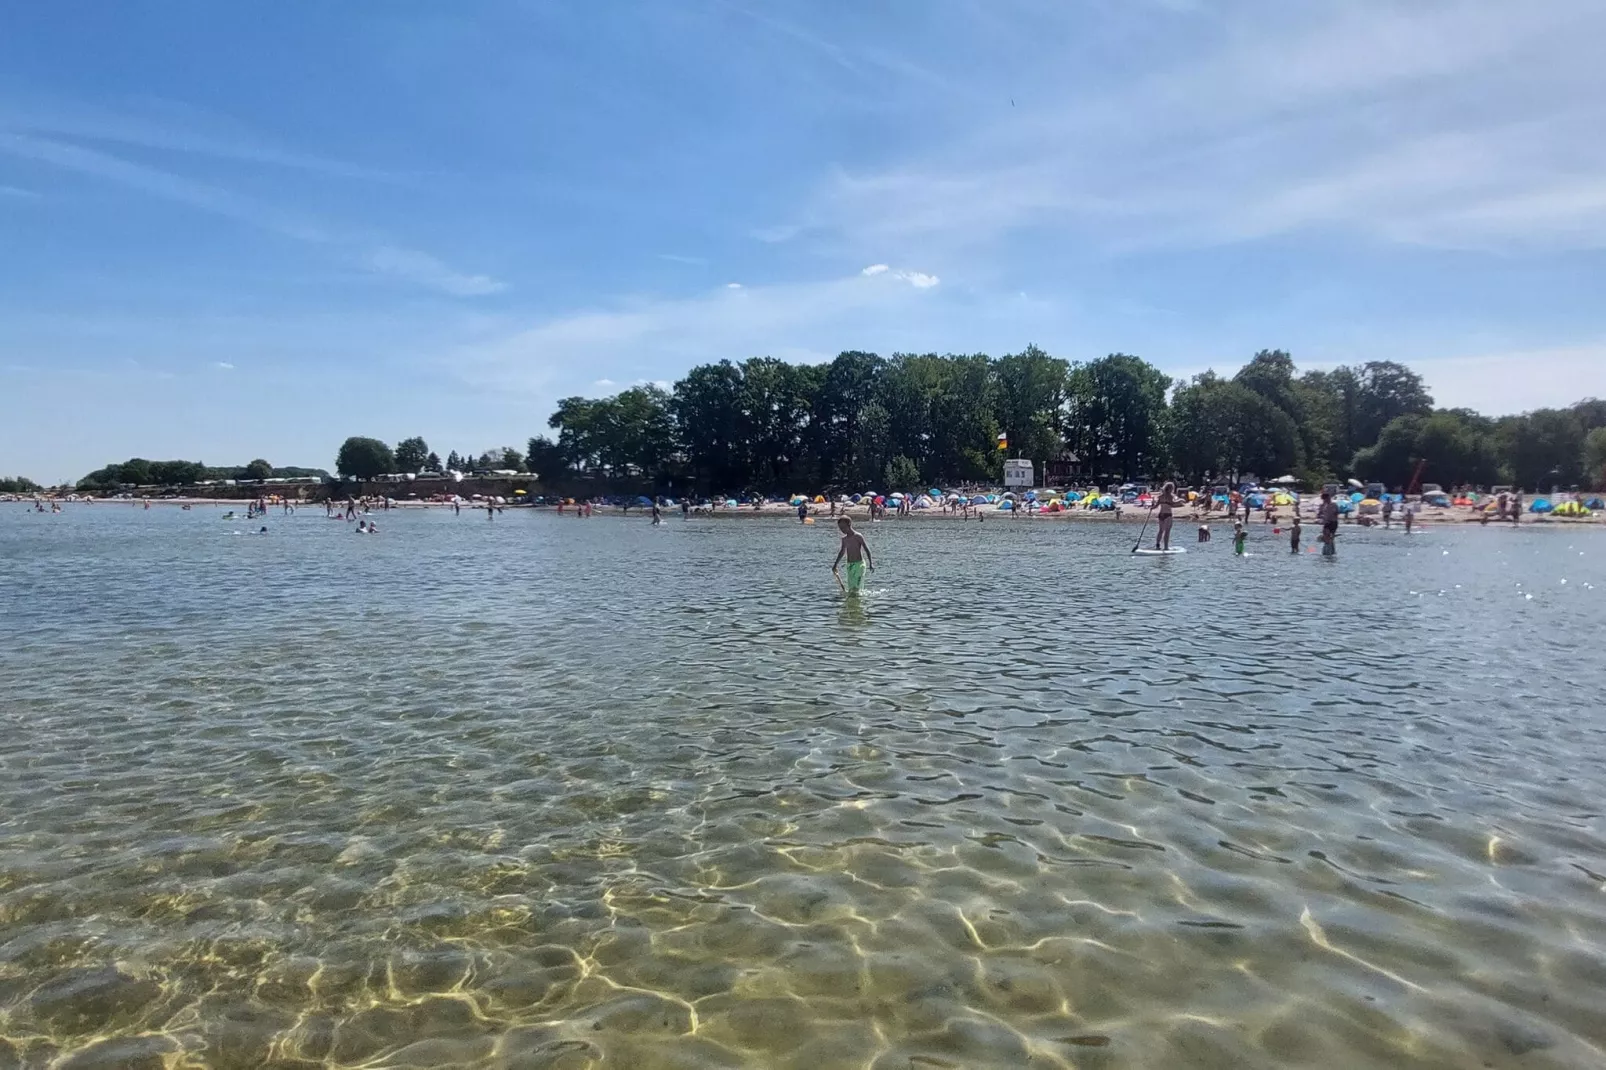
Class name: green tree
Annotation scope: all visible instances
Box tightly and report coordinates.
[994,344,1070,470]
[526,436,567,481]
[1066,354,1171,480]
[425,451,442,472]
[672,360,747,491]
[336,437,395,479]
[0,476,41,493]
[499,447,526,471]
[1169,378,1300,483]
[884,454,921,491]
[120,458,155,486]
[1583,427,1606,490]
[446,450,465,472]
[394,436,430,473]
[1498,409,1586,490]
[241,458,273,481]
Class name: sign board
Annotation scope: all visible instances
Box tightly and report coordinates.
[1003,459,1034,488]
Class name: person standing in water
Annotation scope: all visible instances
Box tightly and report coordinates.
[1404,500,1415,534]
[1317,490,1339,556]
[1289,515,1302,553]
[832,517,873,594]
[1153,481,1182,550]
[651,500,662,525]
[797,499,809,524]
[1232,521,1247,556]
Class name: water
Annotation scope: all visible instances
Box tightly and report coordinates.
[2,506,1604,1069]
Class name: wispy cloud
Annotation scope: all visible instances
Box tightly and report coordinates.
[656,253,708,266]
[366,247,506,296]
[0,96,395,181]
[789,0,1606,254]
[0,132,504,296]
[455,265,949,394]
[213,361,235,370]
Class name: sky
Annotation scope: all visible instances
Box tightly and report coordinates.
[3,0,1605,482]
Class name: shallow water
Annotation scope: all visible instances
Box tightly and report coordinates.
[2,505,1604,1069]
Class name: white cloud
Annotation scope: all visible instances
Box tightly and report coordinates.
[861,263,889,276]
[454,268,949,394]
[593,378,616,387]
[726,282,743,289]
[365,246,506,297]
[1416,343,1606,415]
[0,132,503,296]
[657,253,708,265]
[797,1,1606,254]
[898,271,940,288]
[213,361,235,370]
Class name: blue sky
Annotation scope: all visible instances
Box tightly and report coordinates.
[3,0,1604,482]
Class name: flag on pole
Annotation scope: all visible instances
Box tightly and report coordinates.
[996,432,1008,451]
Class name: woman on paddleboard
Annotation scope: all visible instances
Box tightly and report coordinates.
[1153,482,1182,551]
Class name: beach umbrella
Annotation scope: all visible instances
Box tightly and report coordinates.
[928,488,941,498]
[1347,478,1364,489]
[1271,474,1298,485]
[513,489,527,495]
[889,491,905,499]
[1349,492,1363,503]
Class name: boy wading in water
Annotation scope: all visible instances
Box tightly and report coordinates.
[833,517,873,594]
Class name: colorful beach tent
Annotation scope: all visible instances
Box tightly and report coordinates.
[1586,497,1605,510]
[1424,493,1451,507]
[1530,499,1553,513]
[1553,501,1592,517]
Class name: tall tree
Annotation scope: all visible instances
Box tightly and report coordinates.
[425,451,442,472]
[1169,378,1300,483]
[336,437,394,479]
[994,344,1070,472]
[394,436,430,473]
[241,458,273,481]
[1583,427,1606,490]
[1066,354,1171,479]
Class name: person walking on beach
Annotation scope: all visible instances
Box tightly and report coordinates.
[1153,481,1182,551]
[832,517,873,595]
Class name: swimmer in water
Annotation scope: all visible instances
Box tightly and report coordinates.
[832,516,873,594]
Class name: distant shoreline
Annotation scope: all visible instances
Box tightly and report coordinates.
[20,496,1602,526]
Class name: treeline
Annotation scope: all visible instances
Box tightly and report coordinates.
[526,348,1606,494]
[0,476,42,494]
[330,437,527,479]
[76,458,329,489]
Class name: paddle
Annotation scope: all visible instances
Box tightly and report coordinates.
[832,567,846,594]
[1132,499,1158,553]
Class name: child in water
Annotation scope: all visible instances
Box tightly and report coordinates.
[832,517,874,594]
[1197,523,1211,543]
[1289,516,1301,553]
[1232,521,1247,556]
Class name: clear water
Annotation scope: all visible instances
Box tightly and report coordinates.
[2,506,1604,1069]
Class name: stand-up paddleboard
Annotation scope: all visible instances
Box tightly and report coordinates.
[1132,547,1186,556]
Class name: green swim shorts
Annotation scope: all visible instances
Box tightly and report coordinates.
[844,560,866,592]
